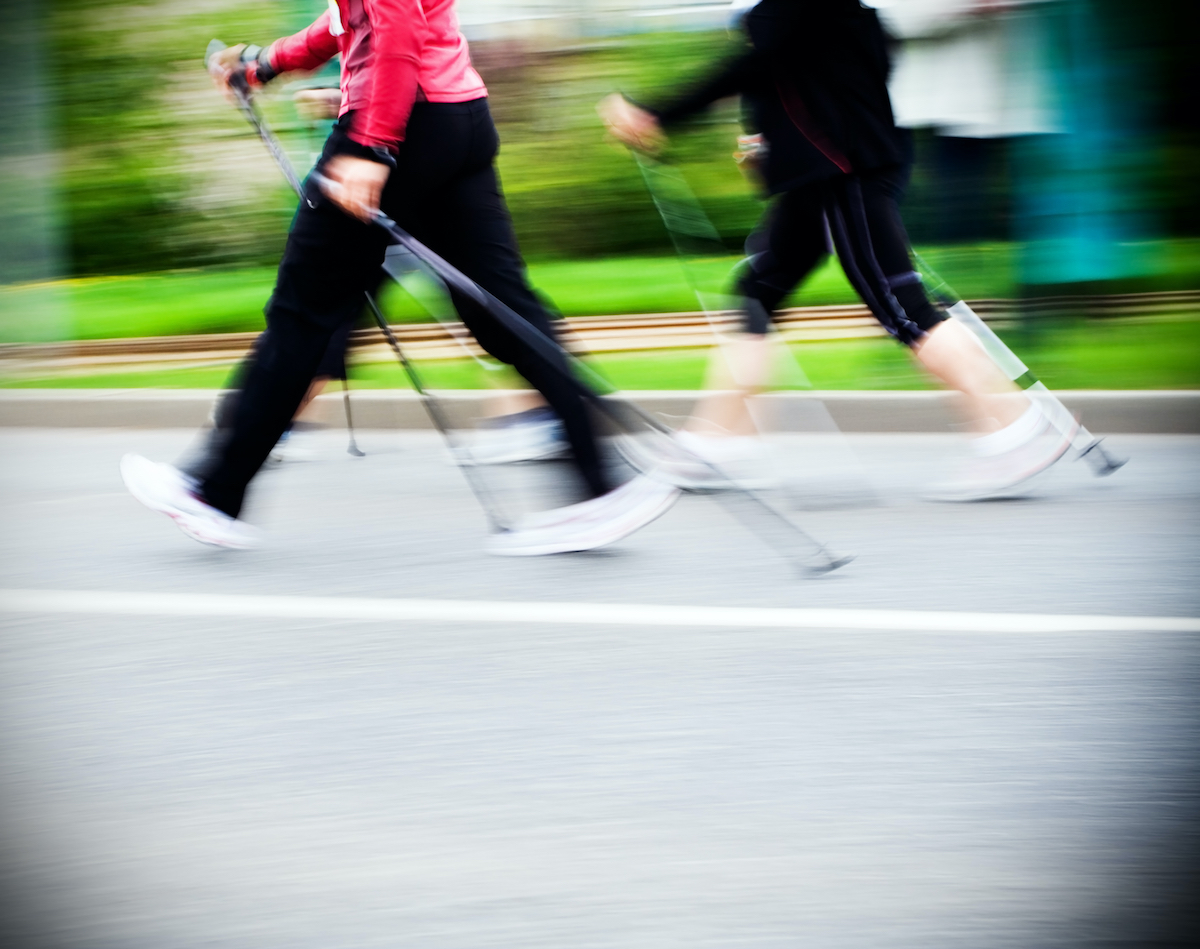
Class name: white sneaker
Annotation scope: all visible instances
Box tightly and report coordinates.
[120,454,261,549]
[616,429,770,490]
[929,416,1079,502]
[487,475,680,556]
[462,408,570,465]
[268,428,321,464]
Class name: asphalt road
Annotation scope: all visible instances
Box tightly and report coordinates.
[1,428,1198,948]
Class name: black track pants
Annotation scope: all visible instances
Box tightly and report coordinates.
[183,321,353,481]
[200,100,609,518]
[738,166,944,345]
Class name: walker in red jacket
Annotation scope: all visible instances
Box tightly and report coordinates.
[120,1,680,554]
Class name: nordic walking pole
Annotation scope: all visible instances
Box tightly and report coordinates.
[204,40,514,532]
[311,172,852,575]
[910,251,1128,477]
[358,292,513,531]
[374,240,855,571]
[341,379,365,457]
[207,41,848,572]
[628,149,868,446]
[634,145,1122,479]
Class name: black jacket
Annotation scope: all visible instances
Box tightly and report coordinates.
[650,0,909,193]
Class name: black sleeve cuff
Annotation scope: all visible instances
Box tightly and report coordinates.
[330,134,398,169]
[256,47,277,84]
[240,44,277,84]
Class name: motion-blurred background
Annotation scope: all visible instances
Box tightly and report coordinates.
[2,8,1199,947]
[0,0,1196,387]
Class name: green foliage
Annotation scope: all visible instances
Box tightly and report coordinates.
[3,239,1197,344]
[491,31,762,258]
[32,1,1200,280]
[45,0,294,274]
[0,245,987,343]
[6,314,1200,390]
[41,5,760,274]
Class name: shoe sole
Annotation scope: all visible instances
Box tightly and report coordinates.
[929,419,1080,502]
[173,516,258,549]
[459,445,572,466]
[121,454,258,549]
[488,486,681,556]
[673,473,777,493]
[614,435,772,491]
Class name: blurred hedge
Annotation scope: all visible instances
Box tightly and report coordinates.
[45,1,296,274]
[39,0,1200,277]
[42,3,759,274]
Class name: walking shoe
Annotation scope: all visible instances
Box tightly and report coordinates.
[462,407,570,465]
[268,427,291,464]
[268,428,320,464]
[487,475,680,556]
[928,411,1079,502]
[120,454,261,549]
[616,428,771,490]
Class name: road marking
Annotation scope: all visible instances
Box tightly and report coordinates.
[1,589,1197,633]
[27,492,131,506]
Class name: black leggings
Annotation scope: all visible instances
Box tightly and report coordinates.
[200,100,608,518]
[738,166,945,346]
[182,320,354,481]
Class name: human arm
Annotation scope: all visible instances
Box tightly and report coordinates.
[320,0,430,220]
[598,94,666,153]
[647,50,755,127]
[268,12,342,75]
[207,13,339,90]
[599,51,754,153]
[321,155,392,222]
[293,87,343,121]
[348,0,427,153]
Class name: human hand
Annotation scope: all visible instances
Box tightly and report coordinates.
[206,40,277,98]
[207,42,249,95]
[321,155,391,222]
[598,93,667,154]
[294,88,342,121]
[733,133,767,179]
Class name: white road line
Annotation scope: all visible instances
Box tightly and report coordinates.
[1,589,1197,633]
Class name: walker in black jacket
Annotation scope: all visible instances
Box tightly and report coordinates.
[648,0,941,348]
[601,0,1076,501]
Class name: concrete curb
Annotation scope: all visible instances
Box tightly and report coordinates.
[1,389,1197,433]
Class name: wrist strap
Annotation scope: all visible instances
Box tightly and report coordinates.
[240,44,277,85]
[368,146,397,169]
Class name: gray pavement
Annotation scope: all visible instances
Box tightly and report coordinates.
[1,428,1198,948]
[3,388,1199,433]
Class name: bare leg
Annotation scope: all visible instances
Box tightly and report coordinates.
[684,333,772,437]
[686,320,1031,440]
[912,320,1029,433]
[296,376,331,418]
[485,387,547,419]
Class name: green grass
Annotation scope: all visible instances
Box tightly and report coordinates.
[6,314,1197,390]
[0,254,831,342]
[0,268,282,343]
[4,239,1198,344]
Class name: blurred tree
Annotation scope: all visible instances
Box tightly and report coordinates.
[30,1,1197,279]
[0,5,68,341]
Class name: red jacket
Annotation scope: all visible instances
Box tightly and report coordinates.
[267,0,486,152]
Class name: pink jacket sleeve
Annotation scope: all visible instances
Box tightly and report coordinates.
[268,12,341,74]
[349,0,427,151]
